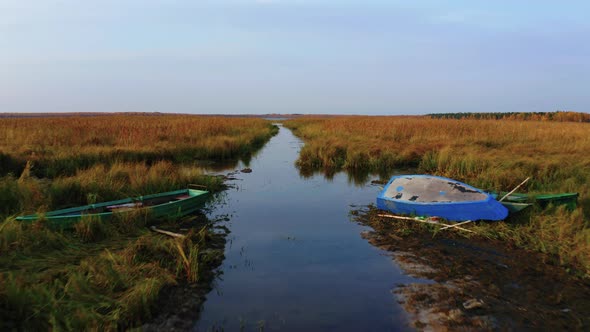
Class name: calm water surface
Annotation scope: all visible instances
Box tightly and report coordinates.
[197,125,416,331]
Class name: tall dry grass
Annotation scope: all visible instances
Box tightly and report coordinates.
[0,115,278,177]
[0,114,275,329]
[285,116,590,190]
[1,161,223,219]
[0,157,228,329]
[285,116,590,277]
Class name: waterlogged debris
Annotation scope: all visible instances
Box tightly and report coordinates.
[241,168,253,173]
[150,226,186,239]
[463,299,485,310]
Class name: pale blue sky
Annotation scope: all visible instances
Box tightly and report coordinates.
[1,0,589,114]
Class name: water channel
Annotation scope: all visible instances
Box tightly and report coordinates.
[197,125,419,331]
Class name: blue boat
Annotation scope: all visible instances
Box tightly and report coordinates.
[376,175,508,221]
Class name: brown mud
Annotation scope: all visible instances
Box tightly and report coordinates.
[353,206,590,331]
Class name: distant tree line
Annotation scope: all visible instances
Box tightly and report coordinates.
[428,111,590,122]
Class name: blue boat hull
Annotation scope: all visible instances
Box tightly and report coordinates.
[376,175,508,221]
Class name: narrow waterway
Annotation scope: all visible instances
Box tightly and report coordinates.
[197,125,418,331]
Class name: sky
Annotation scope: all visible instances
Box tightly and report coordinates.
[1,0,589,115]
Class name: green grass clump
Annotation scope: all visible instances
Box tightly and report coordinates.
[0,218,69,255]
[0,177,21,216]
[0,160,225,221]
[0,214,226,330]
[0,160,227,329]
[473,206,590,276]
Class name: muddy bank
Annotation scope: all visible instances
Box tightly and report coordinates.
[353,206,590,331]
[141,218,229,331]
[141,282,214,331]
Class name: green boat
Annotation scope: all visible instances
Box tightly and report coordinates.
[492,192,579,211]
[500,201,533,213]
[16,188,209,230]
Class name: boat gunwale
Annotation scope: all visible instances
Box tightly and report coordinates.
[501,201,533,213]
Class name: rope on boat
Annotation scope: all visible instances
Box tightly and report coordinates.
[499,177,531,202]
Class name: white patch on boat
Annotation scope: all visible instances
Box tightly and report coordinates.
[384,176,487,203]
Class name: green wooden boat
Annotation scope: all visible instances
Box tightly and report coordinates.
[491,192,579,211]
[16,188,209,230]
[500,201,533,213]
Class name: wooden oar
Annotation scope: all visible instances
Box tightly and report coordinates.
[499,177,531,202]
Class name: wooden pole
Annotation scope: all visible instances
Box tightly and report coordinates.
[439,220,474,232]
[150,226,186,238]
[499,177,531,202]
[377,213,475,233]
[377,214,439,224]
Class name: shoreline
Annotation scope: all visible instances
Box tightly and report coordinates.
[354,207,590,331]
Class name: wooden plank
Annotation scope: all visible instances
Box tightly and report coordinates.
[150,226,186,238]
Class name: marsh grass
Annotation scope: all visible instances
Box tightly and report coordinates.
[473,206,590,275]
[0,115,278,178]
[0,115,274,329]
[0,212,226,330]
[284,117,590,188]
[73,209,151,243]
[0,161,225,220]
[286,116,590,277]
[0,160,229,330]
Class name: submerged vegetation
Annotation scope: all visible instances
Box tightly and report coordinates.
[0,114,277,329]
[285,116,590,277]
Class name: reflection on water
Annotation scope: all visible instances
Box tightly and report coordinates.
[197,125,416,331]
[298,166,379,187]
[196,154,254,172]
[298,164,411,187]
[197,134,272,172]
